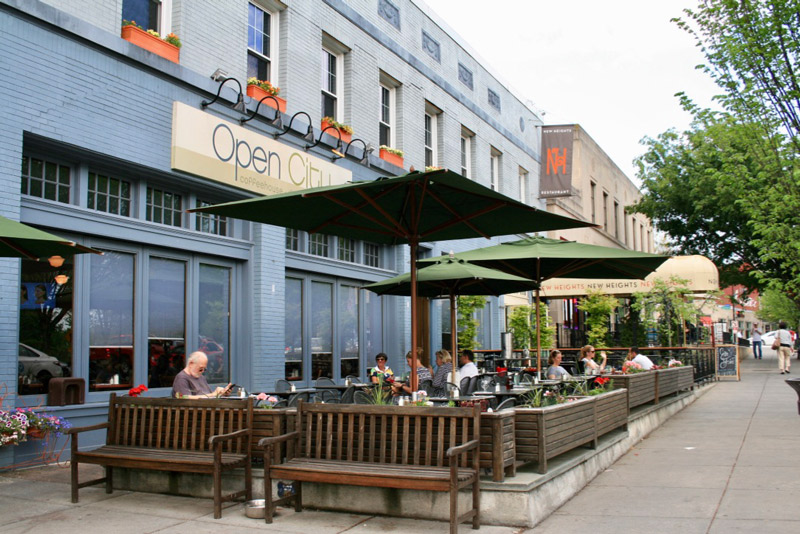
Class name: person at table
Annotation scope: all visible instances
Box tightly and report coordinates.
[370,352,394,384]
[627,346,655,370]
[432,349,457,395]
[172,351,232,399]
[391,351,432,396]
[459,349,479,379]
[546,350,571,380]
[580,345,607,375]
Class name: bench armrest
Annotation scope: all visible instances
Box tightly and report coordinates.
[208,428,250,445]
[446,439,479,458]
[258,431,299,449]
[66,421,110,435]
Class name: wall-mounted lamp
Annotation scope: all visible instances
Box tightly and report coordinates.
[342,138,374,166]
[274,111,314,143]
[239,95,283,128]
[201,77,246,113]
[54,274,69,285]
[306,125,344,159]
[48,255,65,268]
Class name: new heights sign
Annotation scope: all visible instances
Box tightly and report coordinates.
[171,102,352,195]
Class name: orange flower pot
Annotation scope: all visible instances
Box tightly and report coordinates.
[379,148,404,168]
[321,120,352,144]
[121,25,180,63]
[246,85,286,113]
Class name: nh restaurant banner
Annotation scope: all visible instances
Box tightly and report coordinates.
[539,125,574,198]
[171,102,352,195]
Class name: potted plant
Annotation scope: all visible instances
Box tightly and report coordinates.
[320,116,353,143]
[379,145,404,167]
[121,20,181,63]
[246,78,286,112]
[1,408,29,446]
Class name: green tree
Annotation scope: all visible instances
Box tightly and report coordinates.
[632,277,698,347]
[457,296,487,351]
[576,290,620,347]
[507,304,555,350]
[757,288,800,327]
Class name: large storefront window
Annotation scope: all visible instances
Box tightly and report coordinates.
[199,264,231,384]
[18,258,73,396]
[339,285,359,377]
[364,289,382,361]
[147,258,186,388]
[89,251,134,391]
[311,281,333,379]
[285,278,303,380]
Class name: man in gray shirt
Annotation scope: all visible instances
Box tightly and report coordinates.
[172,351,232,398]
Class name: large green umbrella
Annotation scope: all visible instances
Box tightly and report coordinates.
[363,255,540,385]
[0,215,102,260]
[422,235,671,376]
[190,169,593,390]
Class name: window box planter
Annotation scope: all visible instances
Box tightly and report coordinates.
[246,85,287,113]
[593,388,629,437]
[379,148,404,168]
[121,25,180,63]
[320,119,352,144]
[514,396,597,474]
[606,371,657,409]
[480,409,516,482]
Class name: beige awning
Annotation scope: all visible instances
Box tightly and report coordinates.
[539,255,719,297]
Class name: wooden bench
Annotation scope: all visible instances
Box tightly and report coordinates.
[68,394,253,518]
[259,401,481,534]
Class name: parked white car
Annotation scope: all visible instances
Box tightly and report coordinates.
[19,343,65,383]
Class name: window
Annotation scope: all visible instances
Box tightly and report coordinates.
[613,201,620,239]
[147,257,186,388]
[88,172,131,216]
[603,192,609,232]
[624,210,629,247]
[247,2,276,82]
[519,168,528,204]
[286,228,300,251]
[146,187,183,227]
[460,127,473,178]
[285,277,304,380]
[338,238,356,263]
[21,156,71,203]
[590,181,597,223]
[364,242,380,268]
[489,147,501,191]
[196,200,227,236]
[339,285,359,378]
[423,102,441,169]
[122,0,172,35]
[309,233,329,257]
[198,264,231,384]
[379,85,392,146]
[321,48,340,120]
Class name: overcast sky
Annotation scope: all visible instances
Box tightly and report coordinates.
[419,0,721,182]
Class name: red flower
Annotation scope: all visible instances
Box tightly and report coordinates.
[128,384,149,397]
[594,377,610,387]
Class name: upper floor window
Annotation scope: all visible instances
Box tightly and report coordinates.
[122,0,172,34]
[309,233,329,257]
[146,187,183,227]
[196,200,227,236]
[379,85,393,147]
[518,168,528,204]
[460,127,474,179]
[424,102,441,169]
[21,156,71,203]
[364,243,380,268]
[338,238,356,263]
[248,2,276,82]
[88,172,131,216]
[286,228,300,251]
[489,147,501,191]
[613,200,620,239]
[602,191,609,232]
[321,48,340,120]
[590,181,597,224]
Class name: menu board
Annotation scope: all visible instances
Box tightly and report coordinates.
[716,345,739,380]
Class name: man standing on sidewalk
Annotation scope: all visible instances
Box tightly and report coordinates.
[776,321,793,374]
[752,325,763,360]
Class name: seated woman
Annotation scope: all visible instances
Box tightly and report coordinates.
[546,350,571,380]
[369,352,394,384]
[432,349,456,396]
[391,351,432,396]
[579,345,607,375]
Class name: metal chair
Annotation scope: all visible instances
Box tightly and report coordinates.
[353,390,372,404]
[314,389,339,403]
[519,373,534,385]
[340,385,356,404]
[287,391,310,407]
[443,382,460,397]
[345,375,360,384]
[495,397,516,411]
[315,377,336,387]
[271,399,288,408]
[275,379,291,393]
[419,379,434,397]
[460,377,471,396]
[468,375,480,395]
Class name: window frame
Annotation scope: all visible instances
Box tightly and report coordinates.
[321,46,343,121]
[247,1,280,83]
[489,147,501,191]
[460,128,473,179]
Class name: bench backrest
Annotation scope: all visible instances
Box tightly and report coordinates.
[107,393,253,454]
[294,401,480,467]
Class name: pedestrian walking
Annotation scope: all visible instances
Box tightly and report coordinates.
[776,321,793,374]
[751,325,763,360]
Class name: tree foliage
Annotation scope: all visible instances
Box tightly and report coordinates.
[457,295,487,351]
[507,303,556,350]
[576,290,620,347]
[632,277,698,347]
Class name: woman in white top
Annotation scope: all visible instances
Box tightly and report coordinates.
[579,345,607,375]
[776,321,793,374]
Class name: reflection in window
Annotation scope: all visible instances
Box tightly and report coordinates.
[146,187,183,227]
[199,264,231,384]
[147,258,185,389]
[364,290,382,363]
[18,258,73,398]
[285,278,303,380]
[311,281,332,379]
[89,251,134,391]
[196,200,227,236]
[339,285,359,378]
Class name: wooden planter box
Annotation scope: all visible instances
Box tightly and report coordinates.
[252,407,295,464]
[480,409,516,481]
[379,148,404,168]
[320,120,352,143]
[514,396,597,474]
[594,388,629,437]
[607,371,657,409]
[246,85,287,112]
[121,25,180,63]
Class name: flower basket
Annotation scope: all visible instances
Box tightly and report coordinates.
[246,85,287,113]
[121,25,180,63]
[379,147,404,168]
[514,395,597,474]
[26,427,47,439]
[321,119,352,144]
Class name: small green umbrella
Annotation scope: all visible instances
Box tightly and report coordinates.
[364,255,539,385]
[191,169,593,390]
[0,215,103,260]
[422,235,671,376]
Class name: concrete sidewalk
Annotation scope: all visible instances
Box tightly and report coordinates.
[1,353,798,534]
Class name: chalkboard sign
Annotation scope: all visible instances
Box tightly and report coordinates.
[716,344,740,380]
